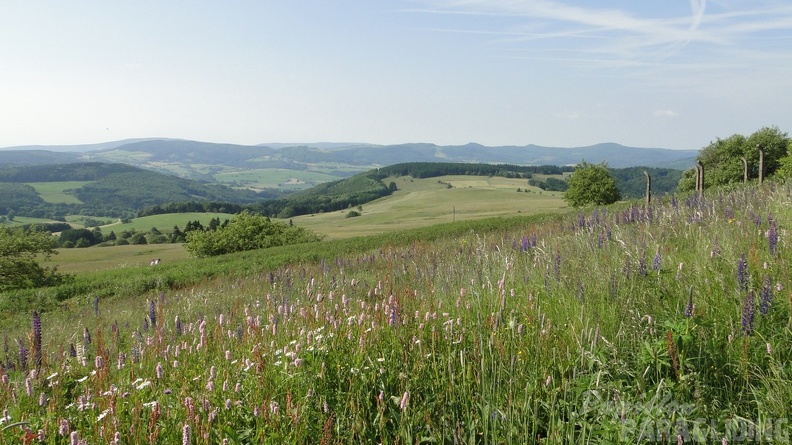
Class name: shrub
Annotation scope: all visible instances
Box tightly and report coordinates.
[185,211,323,257]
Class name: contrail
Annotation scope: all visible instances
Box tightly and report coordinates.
[651,0,706,61]
[689,0,706,34]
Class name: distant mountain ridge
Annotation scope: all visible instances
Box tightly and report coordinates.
[0,139,699,172]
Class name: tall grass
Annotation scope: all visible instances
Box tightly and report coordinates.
[1,182,791,443]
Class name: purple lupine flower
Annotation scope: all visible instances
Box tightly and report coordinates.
[652,253,662,271]
[638,255,647,277]
[684,289,694,318]
[148,299,157,329]
[389,306,398,326]
[175,316,182,336]
[83,328,91,346]
[737,254,748,291]
[520,237,530,252]
[760,275,773,316]
[68,343,76,358]
[31,311,42,369]
[767,221,778,255]
[93,296,100,317]
[17,339,28,370]
[742,291,755,336]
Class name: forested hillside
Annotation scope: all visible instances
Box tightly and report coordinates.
[0,162,140,182]
[74,170,260,208]
[0,163,267,219]
[251,171,394,218]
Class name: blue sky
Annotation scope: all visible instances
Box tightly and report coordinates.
[1,0,791,150]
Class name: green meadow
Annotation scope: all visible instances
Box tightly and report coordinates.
[294,175,566,239]
[213,169,343,190]
[97,212,236,234]
[27,182,89,204]
[2,180,792,443]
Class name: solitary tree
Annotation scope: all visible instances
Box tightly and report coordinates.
[564,162,621,207]
[0,227,65,291]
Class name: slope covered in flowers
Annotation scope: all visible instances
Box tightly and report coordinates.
[2,182,792,443]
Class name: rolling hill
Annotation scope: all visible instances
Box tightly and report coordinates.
[0,139,698,187]
[0,162,265,219]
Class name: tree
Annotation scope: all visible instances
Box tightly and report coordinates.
[680,126,791,191]
[564,162,621,207]
[0,227,66,291]
[130,233,148,245]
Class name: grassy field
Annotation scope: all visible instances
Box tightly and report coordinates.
[27,181,90,204]
[2,181,792,442]
[5,176,792,443]
[293,175,566,239]
[38,176,565,272]
[3,216,65,227]
[99,212,235,233]
[43,243,188,274]
[213,168,342,190]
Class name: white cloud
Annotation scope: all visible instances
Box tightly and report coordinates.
[653,110,679,118]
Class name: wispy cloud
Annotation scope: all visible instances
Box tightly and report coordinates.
[654,110,679,118]
[404,0,792,73]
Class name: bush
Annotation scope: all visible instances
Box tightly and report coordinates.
[185,211,323,257]
[346,210,362,218]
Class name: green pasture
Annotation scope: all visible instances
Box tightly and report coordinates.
[2,215,64,227]
[213,168,342,189]
[28,181,90,204]
[90,149,152,163]
[291,175,567,239]
[43,243,188,274]
[99,212,235,233]
[34,177,565,271]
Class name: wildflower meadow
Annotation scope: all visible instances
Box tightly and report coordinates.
[2,181,792,443]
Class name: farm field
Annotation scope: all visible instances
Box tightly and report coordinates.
[99,212,235,233]
[293,175,566,239]
[213,168,342,190]
[42,243,187,274]
[36,176,564,272]
[27,181,89,204]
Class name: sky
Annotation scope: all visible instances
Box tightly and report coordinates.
[1,1,791,150]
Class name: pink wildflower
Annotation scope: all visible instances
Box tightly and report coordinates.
[399,391,409,410]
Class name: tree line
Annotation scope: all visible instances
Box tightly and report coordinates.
[376,162,573,179]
